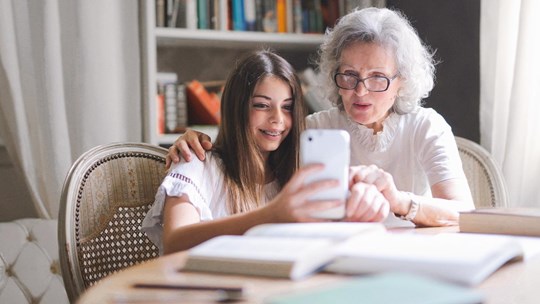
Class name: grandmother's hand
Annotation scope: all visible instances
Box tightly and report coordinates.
[349,165,408,215]
[166,129,213,169]
[344,181,389,222]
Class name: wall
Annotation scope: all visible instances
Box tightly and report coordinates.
[0,147,37,221]
[387,0,480,142]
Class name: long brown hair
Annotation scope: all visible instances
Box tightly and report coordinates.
[213,50,307,214]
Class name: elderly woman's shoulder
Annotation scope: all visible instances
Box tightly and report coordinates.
[306,107,345,128]
[404,107,451,131]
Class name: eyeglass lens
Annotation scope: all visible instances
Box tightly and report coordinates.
[335,74,390,92]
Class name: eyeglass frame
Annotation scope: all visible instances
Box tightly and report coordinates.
[333,72,399,92]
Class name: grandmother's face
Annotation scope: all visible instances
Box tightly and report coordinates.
[336,41,401,133]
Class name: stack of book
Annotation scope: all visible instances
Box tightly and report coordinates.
[156,72,189,134]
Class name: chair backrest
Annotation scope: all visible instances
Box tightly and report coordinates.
[455,136,508,208]
[58,142,167,302]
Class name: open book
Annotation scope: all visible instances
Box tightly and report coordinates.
[181,222,385,280]
[325,232,523,286]
[182,223,524,285]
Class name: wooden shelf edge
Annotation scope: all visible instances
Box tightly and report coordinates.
[155,28,324,50]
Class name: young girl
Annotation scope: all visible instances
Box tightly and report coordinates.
[142,50,389,255]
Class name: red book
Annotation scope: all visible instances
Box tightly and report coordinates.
[186,80,221,125]
[156,94,165,134]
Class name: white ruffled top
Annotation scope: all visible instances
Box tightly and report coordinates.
[142,152,280,254]
[306,107,466,197]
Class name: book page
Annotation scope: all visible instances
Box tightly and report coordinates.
[334,233,520,263]
[327,232,524,286]
[188,235,332,261]
[244,222,385,241]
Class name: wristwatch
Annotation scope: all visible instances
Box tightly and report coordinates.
[399,192,420,221]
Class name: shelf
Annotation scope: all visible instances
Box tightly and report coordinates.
[141,0,322,146]
[155,28,324,50]
[156,125,219,146]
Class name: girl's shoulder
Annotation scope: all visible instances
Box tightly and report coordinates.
[167,151,222,178]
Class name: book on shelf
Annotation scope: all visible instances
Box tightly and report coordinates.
[176,83,188,130]
[244,0,256,31]
[182,222,385,280]
[155,0,378,32]
[263,0,277,32]
[232,0,246,31]
[459,208,540,237]
[182,222,524,286]
[157,72,188,134]
[197,0,210,29]
[185,80,221,125]
[156,0,166,27]
[276,0,287,32]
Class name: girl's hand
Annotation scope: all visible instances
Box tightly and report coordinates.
[264,164,343,223]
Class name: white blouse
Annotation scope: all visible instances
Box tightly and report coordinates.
[142,152,280,254]
[306,107,466,197]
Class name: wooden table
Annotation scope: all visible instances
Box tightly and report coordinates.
[77,227,540,304]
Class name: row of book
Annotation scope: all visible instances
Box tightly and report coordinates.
[156,73,223,134]
[156,68,333,134]
[156,0,386,33]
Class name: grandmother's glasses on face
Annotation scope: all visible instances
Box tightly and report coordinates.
[334,73,399,92]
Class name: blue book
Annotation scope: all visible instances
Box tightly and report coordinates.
[232,0,246,31]
[197,0,209,29]
[266,272,484,304]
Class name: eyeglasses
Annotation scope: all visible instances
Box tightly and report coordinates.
[333,73,399,92]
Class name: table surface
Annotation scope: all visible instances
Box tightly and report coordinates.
[77,227,540,304]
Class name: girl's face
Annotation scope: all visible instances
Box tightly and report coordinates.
[337,41,401,133]
[249,76,293,159]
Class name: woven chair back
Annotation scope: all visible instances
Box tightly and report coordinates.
[58,143,167,302]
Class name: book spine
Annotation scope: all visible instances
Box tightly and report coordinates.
[168,0,180,27]
[176,84,189,130]
[285,0,294,33]
[217,0,229,30]
[175,0,187,28]
[262,0,276,32]
[156,0,166,27]
[244,0,256,31]
[185,0,198,29]
[276,0,287,33]
[254,0,264,31]
[186,80,221,125]
[197,0,209,29]
[156,94,165,134]
[164,83,178,132]
[293,0,302,33]
[232,0,246,31]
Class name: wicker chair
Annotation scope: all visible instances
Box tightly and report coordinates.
[455,136,508,208]
[58,143,167,302]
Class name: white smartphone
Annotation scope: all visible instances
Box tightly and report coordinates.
[300,129,350,220]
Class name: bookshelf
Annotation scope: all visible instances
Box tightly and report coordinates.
[139,0,324,147]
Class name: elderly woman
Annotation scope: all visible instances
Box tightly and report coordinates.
[167,7,475,227]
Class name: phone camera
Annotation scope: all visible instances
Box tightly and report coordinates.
[308,137,313,141]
